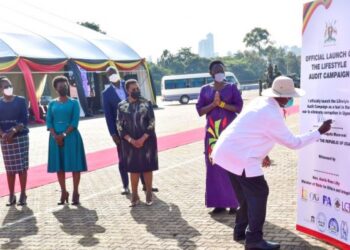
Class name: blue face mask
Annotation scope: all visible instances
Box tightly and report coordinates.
[284,98,294,108]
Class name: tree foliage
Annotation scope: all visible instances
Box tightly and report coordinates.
[243,27,272,56]
[78,21,106,34]
[150,27,300,95]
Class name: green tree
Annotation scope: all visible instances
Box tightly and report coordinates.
[78,21,106,34]
[148,62,171,95]
[243,27,272,56]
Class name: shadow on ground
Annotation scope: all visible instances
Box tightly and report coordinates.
[0,206,38,249]
[211,213,329,250]
[53,205,106,247]
[130,195,201,250]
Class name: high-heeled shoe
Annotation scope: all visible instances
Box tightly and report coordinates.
[146,192,153,206]
[6,195,16,206]
[57,191,69,205]
[130,194,140,207]
[72,193,80,206]
[17,193,27,206]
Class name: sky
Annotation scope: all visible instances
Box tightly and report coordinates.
[12,0,310,62]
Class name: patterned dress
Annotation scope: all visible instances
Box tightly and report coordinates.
[196,83,243,208]
[117,97,158,173]
[0,96,29,174]
[46,98,87,173]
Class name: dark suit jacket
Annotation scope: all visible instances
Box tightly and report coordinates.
[102,82,127,137]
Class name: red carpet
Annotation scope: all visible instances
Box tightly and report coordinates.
[0,127,204,197]
[0,105,299,197]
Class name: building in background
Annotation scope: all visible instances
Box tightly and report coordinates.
[198,33,214,58]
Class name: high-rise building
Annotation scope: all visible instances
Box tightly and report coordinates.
[198,33,214,58]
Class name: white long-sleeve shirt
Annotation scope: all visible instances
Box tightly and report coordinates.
[212,97,321,177]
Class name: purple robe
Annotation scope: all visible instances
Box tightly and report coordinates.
[196,83,243,208]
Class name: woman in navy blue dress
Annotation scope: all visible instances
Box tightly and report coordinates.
[0,76,29,206]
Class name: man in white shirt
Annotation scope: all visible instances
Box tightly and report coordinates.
[212,76,332,250]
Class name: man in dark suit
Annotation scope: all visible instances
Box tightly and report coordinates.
[102,66,130,195]
[102,67,158,195]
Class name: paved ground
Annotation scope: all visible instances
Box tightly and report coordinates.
[0,90,337,249]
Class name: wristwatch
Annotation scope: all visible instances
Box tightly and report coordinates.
[62,132,67,137]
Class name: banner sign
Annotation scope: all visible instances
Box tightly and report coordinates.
[297,0,350,249]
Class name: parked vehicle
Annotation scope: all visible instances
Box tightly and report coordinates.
[161,72,241,104]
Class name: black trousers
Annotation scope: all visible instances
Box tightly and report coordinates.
[117,145,129,188]
[228,171,269,243]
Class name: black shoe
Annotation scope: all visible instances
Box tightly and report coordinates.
[233,232,246,242]
[210,208,226,214]
[142,186,159,192]
[229,208,237,214]
[57,191,69,205]
[72,192,80,206]
[245,240,280,250]
[17,193,27,206]
[6,195,16,206]
[121,187,130,195]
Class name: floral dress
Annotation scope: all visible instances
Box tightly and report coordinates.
[117,97,158,173]
[196,83,243,208]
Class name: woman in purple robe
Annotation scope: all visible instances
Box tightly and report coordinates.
[196,60,243,214]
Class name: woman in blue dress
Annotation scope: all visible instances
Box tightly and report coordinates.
[46,76,87,205]
[0,76,29,206]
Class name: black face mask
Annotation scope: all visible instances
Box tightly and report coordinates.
[58,87,68,97]
[131,91,141,99]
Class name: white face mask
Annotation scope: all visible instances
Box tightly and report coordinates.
[109,74,120,83]
[214,73,226,83]
[3,87,13,96]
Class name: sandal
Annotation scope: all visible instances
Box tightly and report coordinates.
[130,193,140,207]
[146,191,153,206]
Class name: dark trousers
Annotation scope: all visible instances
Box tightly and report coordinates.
[228,171,269,243]
[117,145,145,188]
[117,145,129,188]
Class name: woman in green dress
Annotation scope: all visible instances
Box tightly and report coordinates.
[46,76,87,205]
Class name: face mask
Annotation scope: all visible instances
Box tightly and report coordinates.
[3,87,13,96]
[284,98,294,108]
[131,91,141,99]
[58,87,68,97]
[214,73,226,83]
[109,74,120,83]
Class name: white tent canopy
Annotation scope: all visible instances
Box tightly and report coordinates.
[0,1,141,61]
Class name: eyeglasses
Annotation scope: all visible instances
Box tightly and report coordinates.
[2,85,12,89]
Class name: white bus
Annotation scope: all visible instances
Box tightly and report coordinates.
[161,72,241,104]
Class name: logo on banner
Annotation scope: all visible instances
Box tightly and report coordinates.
[309,192,320,203]
[301,187,308,201]
[311,216,315,223]
[328,218,339,235]
[324,20,337,45]
[317,212,327,232]
[342,202,350,214]
[341,221,348,241]
[334,198,341,211]
[323,195,332,207]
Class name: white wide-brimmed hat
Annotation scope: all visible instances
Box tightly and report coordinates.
[262,76,305,98]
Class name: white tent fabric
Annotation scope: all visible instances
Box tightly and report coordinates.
[0,1,141,61]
